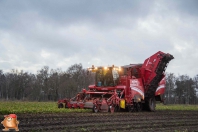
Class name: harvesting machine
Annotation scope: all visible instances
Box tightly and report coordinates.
[58,51,174,112]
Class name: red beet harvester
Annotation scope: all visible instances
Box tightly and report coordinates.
[58,51,174,112]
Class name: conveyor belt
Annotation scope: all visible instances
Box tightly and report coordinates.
[145,53,174,98]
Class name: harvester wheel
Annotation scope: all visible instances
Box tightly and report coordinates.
[128,105,135,112]
[136,103,142,112]
[58,103,64,108]
[148,97,156,112]
[93,105,99,113]
[109,105,115,113]
[114,105,120,112]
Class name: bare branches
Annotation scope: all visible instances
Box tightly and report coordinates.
[0,64,94,101]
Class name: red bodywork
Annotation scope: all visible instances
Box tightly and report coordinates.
[58,51,173,112]
[155,77,165,96]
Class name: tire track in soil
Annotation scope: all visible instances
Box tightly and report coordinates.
[1,111,198,132]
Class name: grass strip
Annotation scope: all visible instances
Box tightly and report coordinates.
[0,101,91,114]
[0,101,198,115]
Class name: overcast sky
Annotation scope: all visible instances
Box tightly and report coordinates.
[0,0,198,77]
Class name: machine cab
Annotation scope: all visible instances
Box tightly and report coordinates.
[88,65,121,87]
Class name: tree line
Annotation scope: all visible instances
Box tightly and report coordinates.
[0,64,94,101]
[165,73,198,104]
[0,63,198,104]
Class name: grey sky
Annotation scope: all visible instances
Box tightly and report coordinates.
[0,0,198,77]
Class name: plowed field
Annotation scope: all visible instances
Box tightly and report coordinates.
[1,110,198,132]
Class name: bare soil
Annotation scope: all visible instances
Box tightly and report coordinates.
[1,110,198,132]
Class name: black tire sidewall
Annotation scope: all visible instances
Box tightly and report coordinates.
[149,98,156,112]
[58,103,63,108]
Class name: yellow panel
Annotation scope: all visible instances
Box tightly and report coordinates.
[120,99,125,109]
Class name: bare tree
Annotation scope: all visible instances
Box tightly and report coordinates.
[164,73,176,104]
[175,75,196,104]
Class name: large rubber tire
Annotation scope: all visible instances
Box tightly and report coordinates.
[92,105,99,113]
[148,97,156,112]
[128,105,135,112]
[58,103,63,108]
[109,105,113,113]
[114,105,120,112]
[136,102,142,112]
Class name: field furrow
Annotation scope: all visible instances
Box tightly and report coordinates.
[1,110,197,132]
